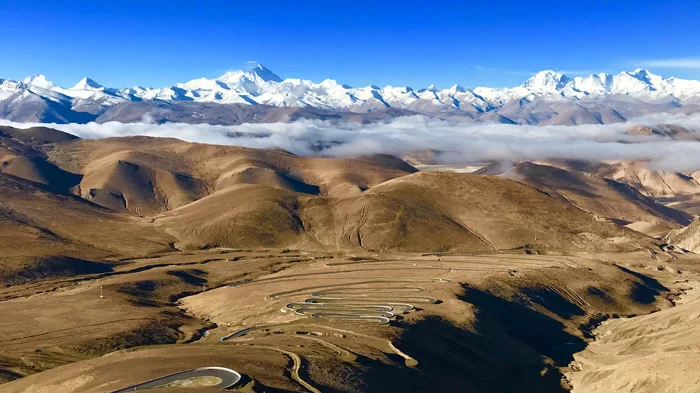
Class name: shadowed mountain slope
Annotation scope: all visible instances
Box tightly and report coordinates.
[46,136,417,215]
[0,126,662,257]
[475,161,692,237]
[0,172,174,281]
[158,171,655,252]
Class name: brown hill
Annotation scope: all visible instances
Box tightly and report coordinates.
[627,124,700,141]
[591,160,700,198]
[665,218,700,253]
[0,172,173,280]
[79,153,209,215]
[158,171,653,252]
[545,159,700,217]
[45,136,416,214]
[362,171,652,250]
[0,128,82,192]
[0,125,78,145]
[475,161,691,236]
[0,126,660,256]
[1,126,694,393]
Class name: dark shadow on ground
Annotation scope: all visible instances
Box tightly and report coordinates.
[616,265,669,304]
[461,285,587,365]
[357,314,569,393]
[4,256,113,285]
[520,286,586,319]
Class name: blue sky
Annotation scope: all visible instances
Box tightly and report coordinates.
[2,0,700,89]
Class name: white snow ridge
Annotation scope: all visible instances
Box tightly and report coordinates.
[3,64,700,125]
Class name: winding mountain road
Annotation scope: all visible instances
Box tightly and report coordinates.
[110,367,242,392]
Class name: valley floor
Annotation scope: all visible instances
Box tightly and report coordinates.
[0,248,696,393]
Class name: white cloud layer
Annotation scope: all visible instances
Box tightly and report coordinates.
[639,57,700,69]
[3,113,700,171]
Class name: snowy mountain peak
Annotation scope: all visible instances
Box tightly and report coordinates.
[216,70,245,84]
[214,65,281,87]
[629,68,653,76]
[71,77,104,91]
[246,64,282,83]
[522,70,569,92]
[626,68,662,86]
[22,74,54,89]
[4,66,700,124]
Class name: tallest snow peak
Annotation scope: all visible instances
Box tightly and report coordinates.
[247,64,282,83]
[216,64,283,85]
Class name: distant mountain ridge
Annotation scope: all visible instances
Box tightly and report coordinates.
[2,65,700,125]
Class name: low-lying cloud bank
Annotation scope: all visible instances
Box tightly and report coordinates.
[3,113,700,171]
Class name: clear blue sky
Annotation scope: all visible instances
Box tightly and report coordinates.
[2,0,700,89]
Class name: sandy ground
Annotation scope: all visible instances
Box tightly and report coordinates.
[0,248,696,393]
[178,253,584,333]
[567,279,700,393]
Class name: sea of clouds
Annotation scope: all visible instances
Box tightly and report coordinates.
[3,112,700,171]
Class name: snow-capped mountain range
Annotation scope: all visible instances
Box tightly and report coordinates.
[2,65,700,125]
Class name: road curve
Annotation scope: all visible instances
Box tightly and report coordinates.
[294,306,394,317]
[281,286,439,324]
[286,303,393,312]
[310,313,392,325]
[110,367,242,392]
[220,327,256,341]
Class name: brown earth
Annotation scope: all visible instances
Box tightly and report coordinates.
[1,126,699,392]
[0,248,694,393]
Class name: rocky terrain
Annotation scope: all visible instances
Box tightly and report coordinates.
[1,125,700,392]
